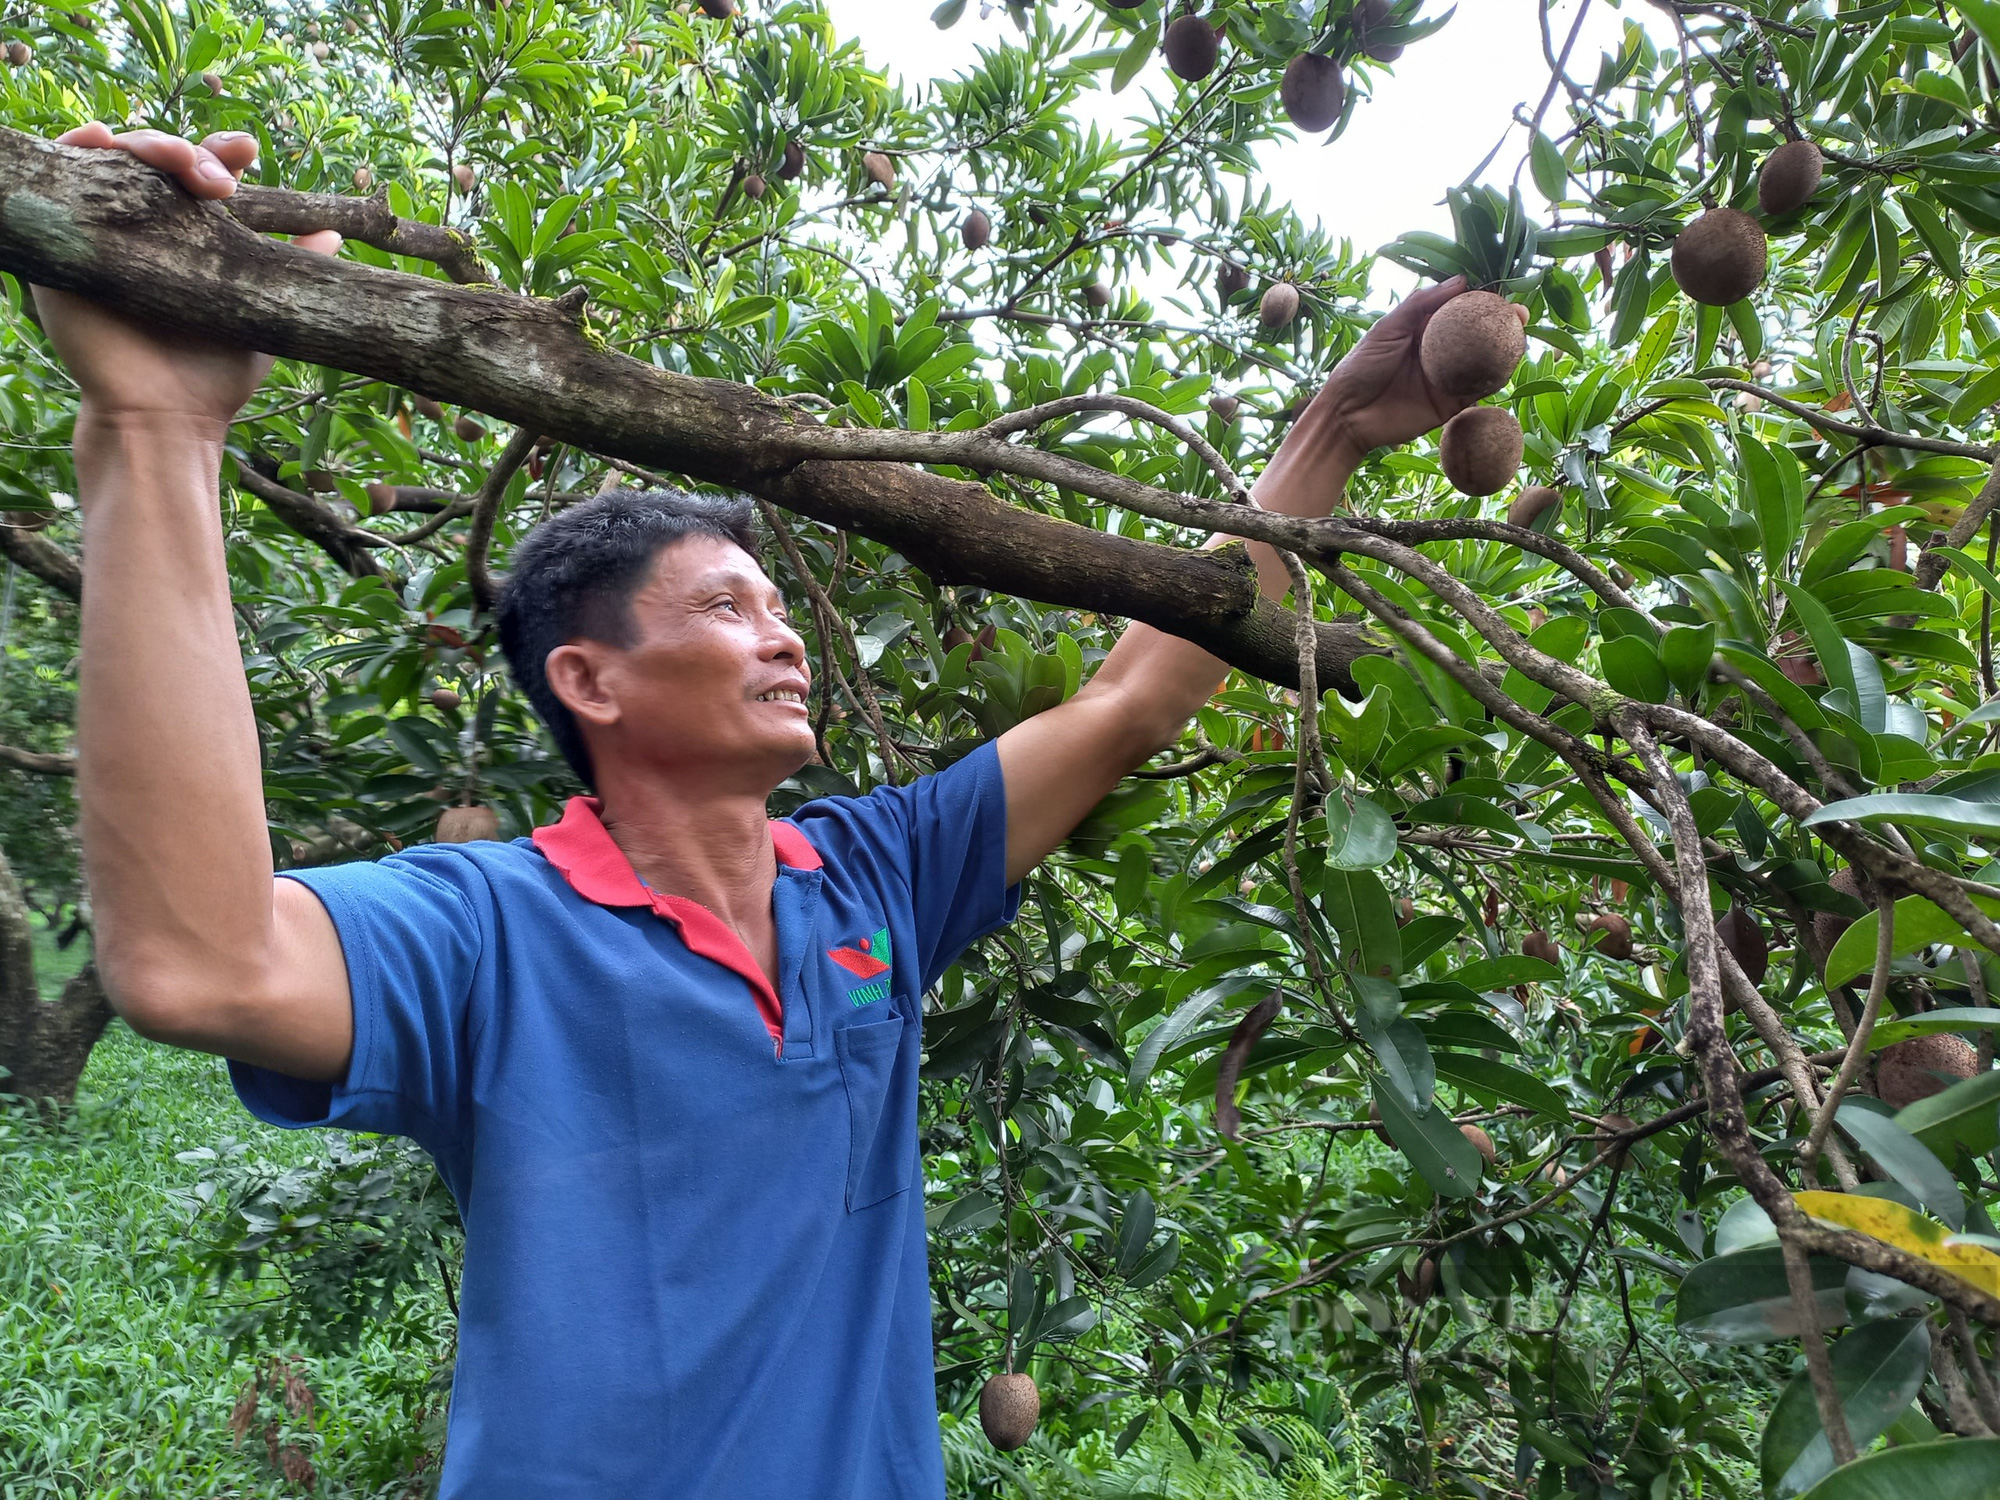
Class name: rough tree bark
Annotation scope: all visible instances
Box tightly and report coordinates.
[0,128,1382,694]
[0,845,112,1108]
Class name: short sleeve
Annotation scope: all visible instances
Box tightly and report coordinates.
[227,848,484,1172]
[791,739,1022,990]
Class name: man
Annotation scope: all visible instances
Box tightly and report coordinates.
[37,121,1508,1497]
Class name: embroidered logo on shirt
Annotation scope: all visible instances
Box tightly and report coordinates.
[827,927,893,1006]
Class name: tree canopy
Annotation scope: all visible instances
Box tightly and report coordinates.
[16,0,2000,1495]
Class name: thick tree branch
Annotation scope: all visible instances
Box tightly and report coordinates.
[0,130,1380,694]
[0,522,82,599]
[0,742,75,775]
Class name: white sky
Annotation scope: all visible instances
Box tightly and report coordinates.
[821,0,1668,288]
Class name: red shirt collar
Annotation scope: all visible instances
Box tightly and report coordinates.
[531,796,821,907]
[529,797,821,1054]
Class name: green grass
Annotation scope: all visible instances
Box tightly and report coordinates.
[28,913,90,1000]
[1,1024,448,1499]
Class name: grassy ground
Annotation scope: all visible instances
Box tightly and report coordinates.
[1,1018,454,1499]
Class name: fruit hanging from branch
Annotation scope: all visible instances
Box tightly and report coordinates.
[1438,406,1523,496]
[1670,207,1767,307]
[1757,139,1824,216]
[778,138,805,180]
[978,1373,1040,1451]
[1279,53,1345,133]
[862,151,896,188]
[1258,281,1300,332]
[1522,928,1560,964]
[1583,912,1633,961]
[1419,290,1524,400]
[1506,484,1561,532]
[1877,1035,1978,1109]
[1716,905,1768,986]
[961,209,990,251]
[1215,261,1249,303]
[1353,0,1403,62]
[1163,13,1219,81]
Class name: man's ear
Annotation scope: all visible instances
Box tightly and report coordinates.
[544,641,623,732]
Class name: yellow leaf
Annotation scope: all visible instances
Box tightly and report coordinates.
[1794,1191,2000,1298]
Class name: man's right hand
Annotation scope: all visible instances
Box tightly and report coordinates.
[31,123,342,429]
[47,120,359,1086]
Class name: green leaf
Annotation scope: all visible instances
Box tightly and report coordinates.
[1794,1438,2000,1500]
[1869,1008,2000,1052]
[1675,1245,1850,1344]
[1362,1014,1435,1113]
[1834,1105,1964,1228]
[1322,869,1403,980]
[1446,955,1562,990]
[1115,1188,1156,1278]
[1325,797,1399,870]
[1430,1050,1572,1121]
[1371,1075,1482,1199]
[1805,795,2000,840]
[1128,983,1235,1094]
[1824,893,2000,989]
[1743,438,1804,577]
[1110,25,1153,92]
[1661,622,1718,698]
[1895,1069,2000,1163]
[1529,130,1566,201]
[1600,635,1671,702]
[1777,580,1858,706]
[1760,1317,1931,1500]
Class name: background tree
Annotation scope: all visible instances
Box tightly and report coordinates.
[14,0,2000,1496]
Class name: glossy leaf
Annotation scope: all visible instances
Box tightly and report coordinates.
[1760,1316,1930,1500]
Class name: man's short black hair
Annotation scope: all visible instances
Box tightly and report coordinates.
[497,486,759,789]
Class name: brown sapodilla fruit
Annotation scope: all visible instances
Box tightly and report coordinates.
[453,414,486,443]
[1522,928,1561,965]
[1280,53,1346,133]
[1365,1101,1392,1146]
[961,210,991,251]
[201,69,223,93]
[1259,281,1301,332]
[1355,0,1403,61]
[1814,867,1862,961]
[412,393,447,424]
[435,805,500,844]
[863,151,896,188]
[778,138,806,180]
[353,166,373,191]
[1397,1257,1438,1306]
[1584,912,1633,961]
[1460,1123,1498,1169]
[1438,406,1523,497]
[743,173,766,200]
[1878,1035,1979,1111]
[7,40,30,64]
[979,1373,1040,1452]
[1208,393,1241,422]
[364,482,397,513]
[452,162,476,192]
[1216,262,1250,303]
[1757,139,1824,217]
[1670,207,1768,307]
[429,687,462,711]
[699,0,737,16]
[1419,290,1525,399]
[1716,905,1769,986]
[1507,485,1561,532]
[1599,1113,1638,1168]
[1163,14,1220,81]
[1083,281,1112,309]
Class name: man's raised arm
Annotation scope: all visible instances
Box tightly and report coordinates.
[39,124,353,1081]
[996,277,1529,885]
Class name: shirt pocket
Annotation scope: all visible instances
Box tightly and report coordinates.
[833,1009,913,1212]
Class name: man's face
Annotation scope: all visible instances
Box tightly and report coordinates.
[553,534,816,792]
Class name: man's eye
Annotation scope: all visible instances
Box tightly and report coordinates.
[712,598,740,613]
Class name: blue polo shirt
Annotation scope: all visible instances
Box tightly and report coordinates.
[228,742,1020,1498]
